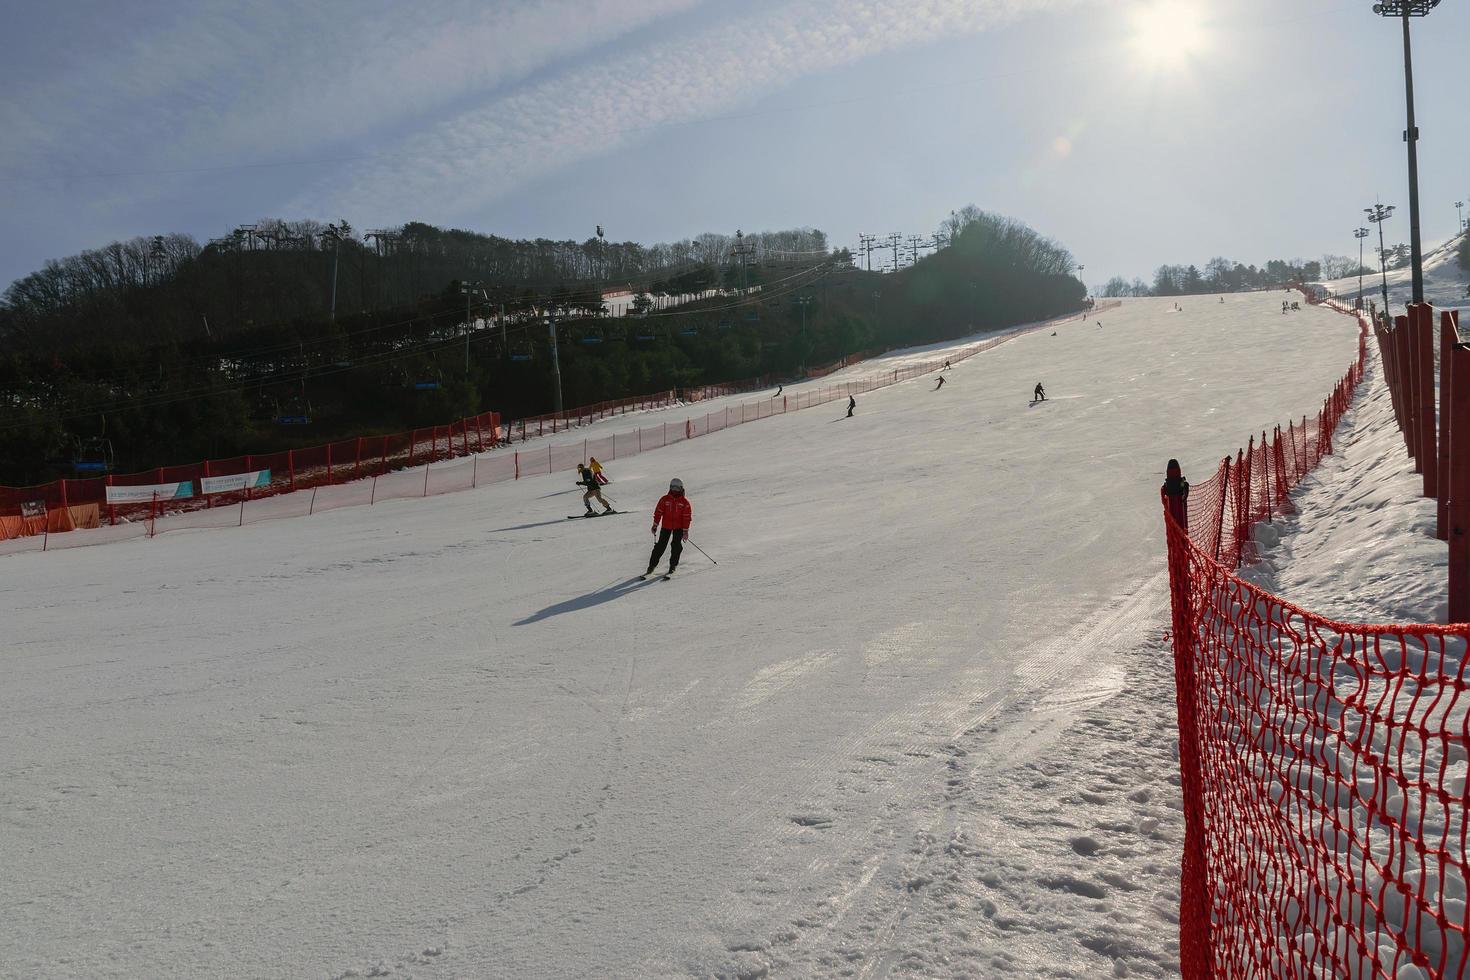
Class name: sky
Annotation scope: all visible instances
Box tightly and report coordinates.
[2,0,1467,295]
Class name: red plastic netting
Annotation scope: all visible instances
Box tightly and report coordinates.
[1164,304,1470,978]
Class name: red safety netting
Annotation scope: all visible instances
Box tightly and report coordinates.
[1164,296,1470,978]
[1,303,1111,553]
[0,410,500,539]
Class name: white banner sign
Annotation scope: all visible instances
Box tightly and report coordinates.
[199,469,271,495]
[104,482,195,505]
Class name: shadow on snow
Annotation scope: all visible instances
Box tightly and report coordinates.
[514,576,654,626]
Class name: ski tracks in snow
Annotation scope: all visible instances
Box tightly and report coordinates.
[660,573,1182,979]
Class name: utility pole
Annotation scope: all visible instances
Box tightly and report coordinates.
[1355,227,1371,310]
[1372,0,1439,304]
[547,312,564,414]
[1457,201,1465,232]
[1366,202,1396,311]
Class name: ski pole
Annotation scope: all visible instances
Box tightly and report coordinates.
[685,538,718,565]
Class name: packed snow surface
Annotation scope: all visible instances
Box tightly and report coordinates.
[2,294,1358,979]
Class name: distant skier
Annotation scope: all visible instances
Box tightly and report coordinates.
[846,395,856,418]
[646,478,691,578]
[1033,382,1046,403]
[933,376,945,391]
[773,384,783,398]
[943,360,952,370]
[577,463,613,516]
[588,456,609,485]
[1051,331,1057,336]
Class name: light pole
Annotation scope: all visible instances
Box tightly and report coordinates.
[793,294,813,372]
[546,312,563,415]
[1354,227,1370,309]
[1366,202,1396,311]
[1372,0,1439,304]
[459,280,483,379]
[1457,201,1466,232]
[322,223,344,322]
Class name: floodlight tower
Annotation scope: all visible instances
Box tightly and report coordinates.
[1354,227,1371,309]
[1371,0,1439,304]
[1366,202,1396,311]
[1457,201,1465,232]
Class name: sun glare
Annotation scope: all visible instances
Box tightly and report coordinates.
[1129,1,1210,72]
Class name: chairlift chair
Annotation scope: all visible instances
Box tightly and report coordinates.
[71,437,116,476]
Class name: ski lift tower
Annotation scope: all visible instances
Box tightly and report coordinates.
[1371,0,1439,304]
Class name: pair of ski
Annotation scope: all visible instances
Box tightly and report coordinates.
[567,510,622,519]
[639,569,675,581]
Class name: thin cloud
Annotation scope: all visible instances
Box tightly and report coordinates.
[306,0,1079,222]
[0,0,702,177]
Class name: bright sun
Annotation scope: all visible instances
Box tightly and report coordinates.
[1129,0,1210,72]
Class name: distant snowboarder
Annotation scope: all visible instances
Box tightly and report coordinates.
[846,396,856,418]
[773,384,783,398]
[577,463,613,516]
[646,478,691,578]
[933,376,945,391]
[1033,382,1046,403]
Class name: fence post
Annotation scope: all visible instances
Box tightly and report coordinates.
[1214,455,1231,566]
[472,457,478,489]
[514,451,520,480]
[1451,341,1470,622]
[1417,304,1438,496]
[423,463,430,497]
[1398,315,1418,460]
[202,460,212,509]
[107,475,116,526]
[355,437,363,480]
[1262,431,1273,523]
[1442,311,1459,540]
[326,442,333,484]
[1160,462,1215,978]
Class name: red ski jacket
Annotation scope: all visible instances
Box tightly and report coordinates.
[652,493,692,531]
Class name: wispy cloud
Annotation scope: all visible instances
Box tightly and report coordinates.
[304,0,1078,222]
[0,0,702,176]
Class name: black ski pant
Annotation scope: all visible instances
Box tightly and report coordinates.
[648,527,684,572]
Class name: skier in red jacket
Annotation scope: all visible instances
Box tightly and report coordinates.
[646,477,692,577]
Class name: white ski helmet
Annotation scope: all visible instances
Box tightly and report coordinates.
[669,478,684,493]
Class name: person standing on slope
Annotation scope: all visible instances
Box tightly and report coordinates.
[846,395,856,418]
[1033,382,1046,403]
[577,463,614,516]
[646,478,691,577]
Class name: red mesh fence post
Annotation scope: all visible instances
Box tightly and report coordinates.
[1445,312,1460,540]
[1160,469,1214,978]
[1398,315,1418,460]
[326,442,333,484]
[288,450,296,491]
[408,431,417,468]
[1452,341,1470,621]
[355,437,363,480]
[1262,431,1273,522]
[1213,455,1231,566]
[1417,304,1439,496]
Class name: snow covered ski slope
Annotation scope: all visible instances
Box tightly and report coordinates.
[2,294,1359,979]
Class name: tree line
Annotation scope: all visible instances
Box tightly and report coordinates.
[0,209,1084,486]
[1101,254,1376,298]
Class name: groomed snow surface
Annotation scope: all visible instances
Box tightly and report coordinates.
[3,294,1360,979]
